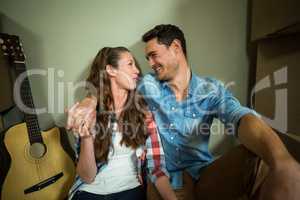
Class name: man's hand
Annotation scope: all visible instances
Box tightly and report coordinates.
[238,114,300,199]
[66,96,97,135]
[259,159,300,200]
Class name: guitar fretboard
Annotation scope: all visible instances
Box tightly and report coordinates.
[0,33,43,144]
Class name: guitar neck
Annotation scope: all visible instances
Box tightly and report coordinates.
[0,33,43,144]
[15,60,43,145]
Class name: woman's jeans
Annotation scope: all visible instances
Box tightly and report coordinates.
[71,185,146,200]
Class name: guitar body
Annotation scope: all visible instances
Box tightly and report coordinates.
[1,123,76,200]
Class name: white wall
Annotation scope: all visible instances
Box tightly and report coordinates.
[0,0,249,154]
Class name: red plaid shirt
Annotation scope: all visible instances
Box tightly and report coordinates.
[139,114,169,183]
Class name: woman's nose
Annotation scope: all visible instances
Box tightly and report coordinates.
[133,65,140,74]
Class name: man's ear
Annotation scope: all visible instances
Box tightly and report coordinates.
[171,39,182,54]
[106,65,117,77]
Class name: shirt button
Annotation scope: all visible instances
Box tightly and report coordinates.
[171,106,175,111]
[170,123,174,128]
[170,136,174,140]
[192,113,196,117]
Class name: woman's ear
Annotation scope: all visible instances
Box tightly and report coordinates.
[106,65,117,77]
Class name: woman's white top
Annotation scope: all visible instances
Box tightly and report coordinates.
[80,131,141,194]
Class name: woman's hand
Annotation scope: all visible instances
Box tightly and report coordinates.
[65,96,97,136]
[75,109,98,183]
[77,110,97,138]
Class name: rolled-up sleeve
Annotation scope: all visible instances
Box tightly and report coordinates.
[145,114,169,183]
[209,79,260,135]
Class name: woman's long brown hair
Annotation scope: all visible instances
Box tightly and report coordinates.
[86,47,148,163]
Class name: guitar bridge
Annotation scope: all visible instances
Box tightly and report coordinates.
[24,172,63,194]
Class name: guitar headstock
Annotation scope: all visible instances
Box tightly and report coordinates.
[0,33,26,63]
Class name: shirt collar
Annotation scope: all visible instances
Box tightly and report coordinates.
[160,71,200,96]
[187,72,199,96]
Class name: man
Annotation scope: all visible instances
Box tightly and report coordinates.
[67,24,300,200]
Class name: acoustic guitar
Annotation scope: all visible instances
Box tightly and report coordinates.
[0,34,76,200]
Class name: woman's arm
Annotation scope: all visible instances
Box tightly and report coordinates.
[73,110,98,183]
[76,134,97,183]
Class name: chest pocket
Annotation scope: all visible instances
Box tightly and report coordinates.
[183,102,203,119]
[183,94,214,119]
[182,104,202,133]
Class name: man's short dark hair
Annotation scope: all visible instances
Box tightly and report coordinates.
[142,24,187,57]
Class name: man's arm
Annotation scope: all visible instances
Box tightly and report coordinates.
[145,114,177,200]
[238,114,293,169]
[155,176,177,200]
[210,78,296,168]
[210,77,300,199]
[238,114,300,199]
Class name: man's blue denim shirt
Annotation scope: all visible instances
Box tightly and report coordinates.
[138,72,258,189]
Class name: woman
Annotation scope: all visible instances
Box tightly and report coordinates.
[68,47,176,200]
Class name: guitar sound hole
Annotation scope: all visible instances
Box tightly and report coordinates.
[29,143,46,159]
